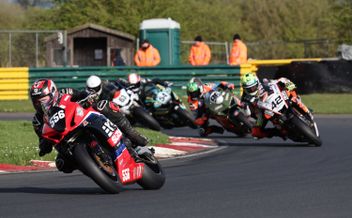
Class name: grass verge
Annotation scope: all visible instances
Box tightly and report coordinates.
[0,121,169,166]
[301,94,352,114]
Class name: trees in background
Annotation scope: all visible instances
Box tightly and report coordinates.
[0,0,351,63]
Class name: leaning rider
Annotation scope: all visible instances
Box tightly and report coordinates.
[186,78,235,136]
[240,73,312,139]
[30,79,83,173]
[114,73,173,97]
[61,75,151,154]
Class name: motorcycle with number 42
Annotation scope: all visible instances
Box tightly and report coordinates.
[42,94,165,193]
[257,82,322,146]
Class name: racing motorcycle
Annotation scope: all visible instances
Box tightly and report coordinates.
[41,95,165,193]
[257,82,322,146]
[142,83,196,129]
[203,89,253,136]
[112,87,161,131]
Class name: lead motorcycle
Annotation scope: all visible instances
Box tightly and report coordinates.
[257,82,322,146]
[112,87,161,131]
[41,94,165,193]
[203,89,254,137]
[142,83,196,129]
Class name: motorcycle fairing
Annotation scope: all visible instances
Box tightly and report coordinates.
[114,142,144,184]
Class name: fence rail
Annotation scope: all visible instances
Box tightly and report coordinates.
[0,68,29,100]
[0,65,251,100]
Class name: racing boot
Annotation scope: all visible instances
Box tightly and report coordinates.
[266,128,287,140]
[199,125,224,137]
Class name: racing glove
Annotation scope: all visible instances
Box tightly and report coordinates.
[38,138,53,157]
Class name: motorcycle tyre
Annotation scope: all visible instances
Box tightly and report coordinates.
[290,116,322,147]
[175,107,197,129]
[74,143,122,194]
[133,107,161,131]
[138,155,166,190]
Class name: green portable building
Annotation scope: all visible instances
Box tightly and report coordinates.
[139,18,180,66]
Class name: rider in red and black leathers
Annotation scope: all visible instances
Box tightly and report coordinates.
[32,77,149,173]
[60,76,149,149]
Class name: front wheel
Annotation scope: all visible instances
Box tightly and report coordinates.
[137,153,165,190]
[133,107,161,131]
[73,143,122,194]
[290,116,322,147]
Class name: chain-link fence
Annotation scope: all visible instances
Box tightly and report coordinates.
[0,30,64,68]
[246,39,339,60]
[180,39,339,64]
[0,30,341,67]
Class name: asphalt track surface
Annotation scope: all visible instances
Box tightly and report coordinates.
[0,115,351,218]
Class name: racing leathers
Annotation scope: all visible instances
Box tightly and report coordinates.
[242,77,311,139]
[60,81,149,148]
[189,82,235,136]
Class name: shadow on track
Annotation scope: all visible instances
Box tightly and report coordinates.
[219,141,313,148]
[0,186,142,195]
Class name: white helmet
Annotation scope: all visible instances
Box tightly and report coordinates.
[127,73,142,92]
[86,75,102,97]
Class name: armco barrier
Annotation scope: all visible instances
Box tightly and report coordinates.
[0,68,29,100]
[255,59,352,94]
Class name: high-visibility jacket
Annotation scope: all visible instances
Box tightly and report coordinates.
[188,42,211,66]
[134,45,161,67]
[229,39,247,65]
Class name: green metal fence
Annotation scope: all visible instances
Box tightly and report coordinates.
[29,65,243,92]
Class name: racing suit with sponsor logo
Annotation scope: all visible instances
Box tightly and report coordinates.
[241,77,311,139]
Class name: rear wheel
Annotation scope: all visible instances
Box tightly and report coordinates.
[73,143,122,194]
[290,116,322,147]
[133,107,161,131]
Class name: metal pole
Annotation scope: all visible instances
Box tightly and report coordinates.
[35,32,39,67]
[63,30,67,67]
[9,33,12,67]
[225,42,229,65]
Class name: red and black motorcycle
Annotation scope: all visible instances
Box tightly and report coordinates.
[41,94,165,193]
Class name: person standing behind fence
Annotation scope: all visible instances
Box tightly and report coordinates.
[134,39,161,67]
[229,33,247,65]
[189,36,211,66]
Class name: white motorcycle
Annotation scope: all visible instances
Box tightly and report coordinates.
[112,88,161,131]
[257,82,322,146]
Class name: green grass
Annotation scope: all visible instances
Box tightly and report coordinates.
[301,94,352,114]
[0,121,169,166]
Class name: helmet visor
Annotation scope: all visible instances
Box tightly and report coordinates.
[245,84,259,96]
[38,95,53,112]
[188,89,201,100]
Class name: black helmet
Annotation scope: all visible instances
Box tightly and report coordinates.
[30,79,59,114]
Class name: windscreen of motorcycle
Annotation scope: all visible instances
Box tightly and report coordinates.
[112,89,131,107]
[205,91,232,114]
[258,85,287,114]
[154,90,171,108]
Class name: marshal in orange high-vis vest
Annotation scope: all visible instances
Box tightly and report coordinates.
[229,33,247,65]
[189,36,211,66]
[134,40,161,67]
